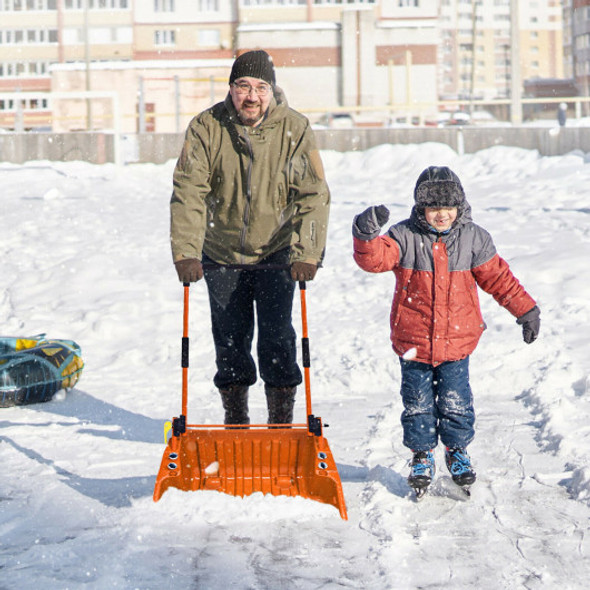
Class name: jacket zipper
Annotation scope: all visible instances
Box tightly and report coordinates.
[239,128,254,264]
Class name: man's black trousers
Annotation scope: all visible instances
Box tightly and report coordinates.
[203,249,302,390]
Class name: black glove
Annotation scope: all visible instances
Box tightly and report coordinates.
[516,305,540,344]
[174,258,204,283]
[291,261,318,281]
[353,205,390,241]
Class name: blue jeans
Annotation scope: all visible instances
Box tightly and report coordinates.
[203,249,302,390]
[399,357,475,451]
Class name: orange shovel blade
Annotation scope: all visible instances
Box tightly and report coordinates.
[153,426,348,520]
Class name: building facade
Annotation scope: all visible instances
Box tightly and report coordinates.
[568,0,590,99]
[235,0,439,112]
[0,0,579,132]
[439,0,564,100]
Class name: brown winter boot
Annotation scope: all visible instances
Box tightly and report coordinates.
[265,385,296,425]
[219,384,250,426]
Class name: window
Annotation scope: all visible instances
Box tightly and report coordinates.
[63,27,83,43]
[198,29,220,47]
[243,0,373,5]
[117,26,132,43]
[0,0,56,8]
[154,29,176,45]
[154,0,175,10]
[199,0,218,9]
[0,99,16,111]
[0,60,51,78]
[0,27,57,43]
[86,0,128,8]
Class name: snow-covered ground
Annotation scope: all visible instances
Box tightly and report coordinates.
[1,141,590,589]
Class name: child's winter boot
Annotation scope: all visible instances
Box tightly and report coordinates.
[445,447,476,486]
[408,450,435,491]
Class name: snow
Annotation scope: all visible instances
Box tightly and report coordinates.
[2,142,590,588]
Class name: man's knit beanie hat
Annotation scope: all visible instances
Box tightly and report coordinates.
[414,166,465,209]
[229,50,276,86]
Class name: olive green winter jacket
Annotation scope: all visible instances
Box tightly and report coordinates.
[170,88,330,265]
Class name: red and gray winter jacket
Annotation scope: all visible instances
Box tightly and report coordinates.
[353,204,536,366]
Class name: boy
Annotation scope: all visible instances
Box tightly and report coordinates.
[352,166,540,497]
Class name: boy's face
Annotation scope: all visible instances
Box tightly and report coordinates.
[424,207,458,232]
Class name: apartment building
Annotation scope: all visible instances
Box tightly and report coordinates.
[0,0,134,129]
[50,1,236,132]
[439,0,564,100]
[235,0,439,112]
[0,1,236,130]
[0,0,133,94]
[0,0,579,132]
[0,0,439,131]
[133,0,236,60]
[567,0,590,98]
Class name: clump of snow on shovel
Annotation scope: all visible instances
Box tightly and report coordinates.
[205,461,220,475]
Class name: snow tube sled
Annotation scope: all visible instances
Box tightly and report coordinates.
[0,335,84,407]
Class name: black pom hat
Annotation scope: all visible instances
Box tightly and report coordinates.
[229,50,276,86]
[414,166,465,209]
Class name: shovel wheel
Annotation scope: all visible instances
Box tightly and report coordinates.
[153,426,348,520]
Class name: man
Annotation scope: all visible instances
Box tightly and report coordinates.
[170,50,330,425]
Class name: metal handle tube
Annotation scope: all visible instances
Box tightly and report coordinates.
[298,281,314,421]
[181,282,190,419]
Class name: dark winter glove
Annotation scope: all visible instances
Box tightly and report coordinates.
[353,205,390,241]
[174,258,204,283]
[291,261,318,282]
[516,305,540,344]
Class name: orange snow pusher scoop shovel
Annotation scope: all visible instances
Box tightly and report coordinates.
[153,279,347,520]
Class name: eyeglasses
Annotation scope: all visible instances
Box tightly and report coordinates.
[232,82,272,97]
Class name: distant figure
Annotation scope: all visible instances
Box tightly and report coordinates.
[557,102,567,127]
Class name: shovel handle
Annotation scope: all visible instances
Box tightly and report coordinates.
[180,275,319,435]
[298,281,321,436]
[181,282,190,419]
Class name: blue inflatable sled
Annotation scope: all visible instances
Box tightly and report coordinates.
[0,335,84,407]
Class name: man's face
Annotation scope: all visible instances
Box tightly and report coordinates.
[230,76,273,126]
[424,207,458,232]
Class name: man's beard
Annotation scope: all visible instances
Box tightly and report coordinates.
[237,101,264,126]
